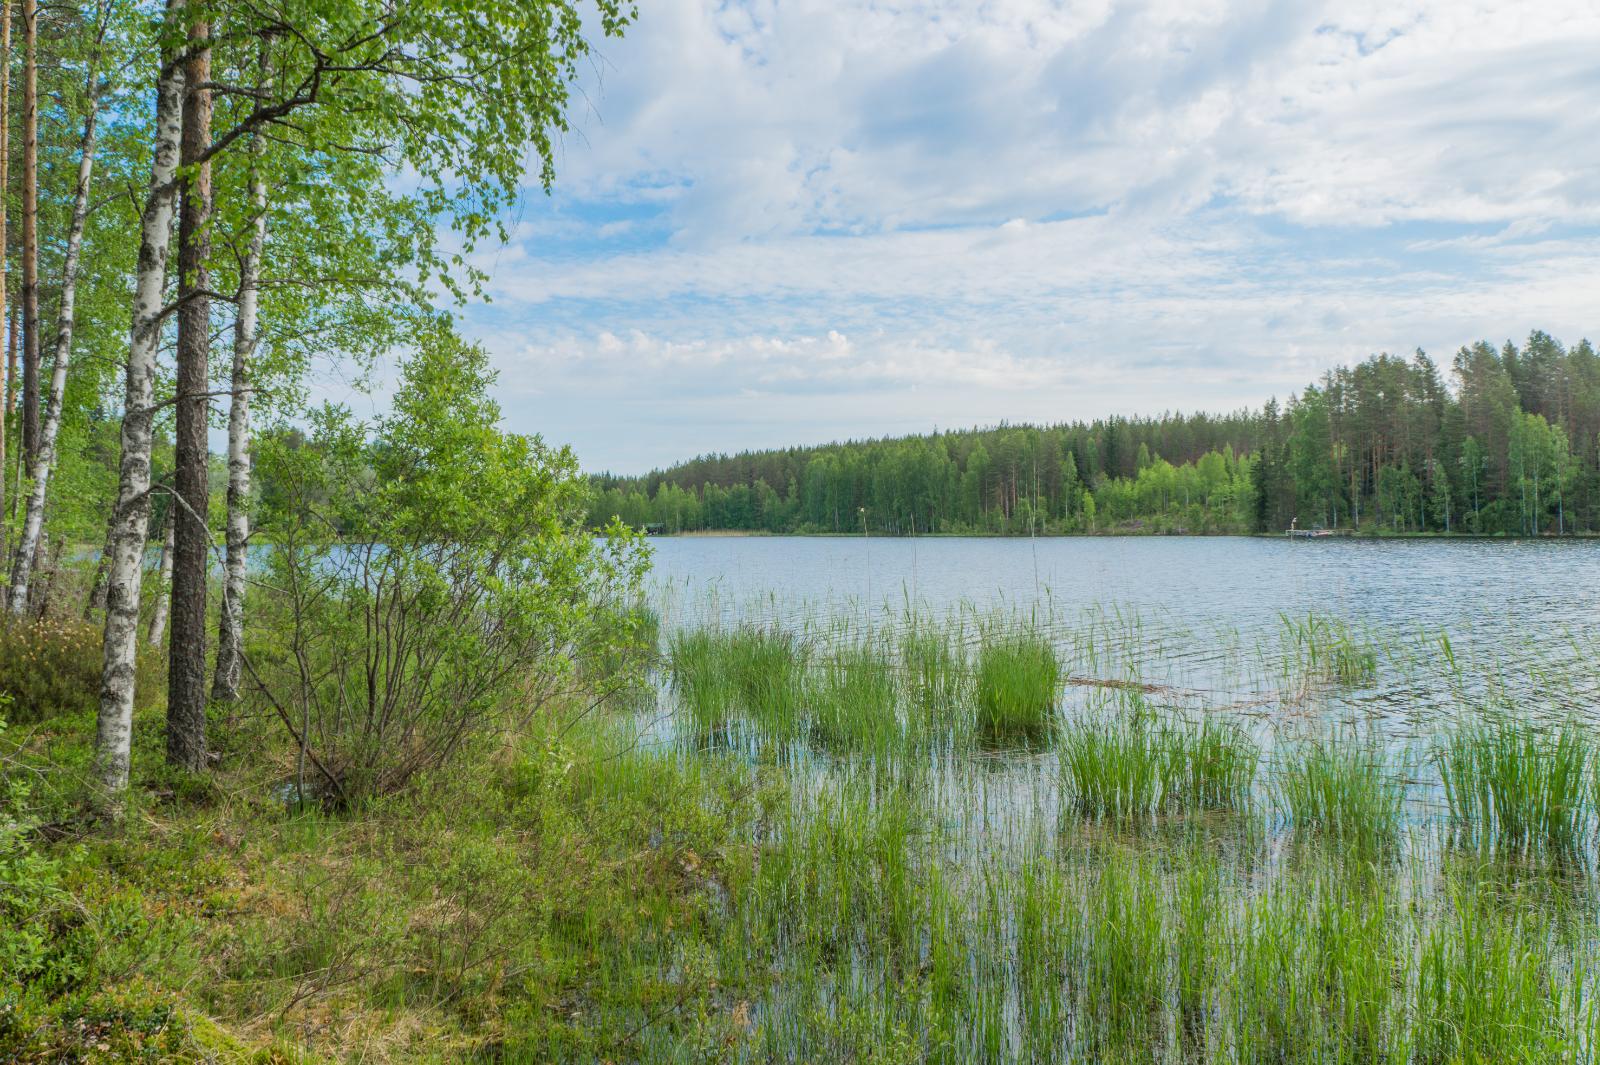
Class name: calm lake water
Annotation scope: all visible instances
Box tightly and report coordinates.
[650,534,1598,641]
[647,534,1600,731]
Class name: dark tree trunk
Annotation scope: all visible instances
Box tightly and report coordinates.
[167,18,212,773]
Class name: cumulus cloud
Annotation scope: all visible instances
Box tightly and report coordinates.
[461,0,1600,471]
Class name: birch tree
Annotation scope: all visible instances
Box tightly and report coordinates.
[94,0,185,803]
[211,42,269,703]
[8,0,112,613]
[97,0,637,800]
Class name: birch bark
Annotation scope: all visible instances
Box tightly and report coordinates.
[212,45,271,703]
[94,0,185,802]
[9,82,102,611]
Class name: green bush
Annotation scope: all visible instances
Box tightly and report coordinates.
[250,332,650,804]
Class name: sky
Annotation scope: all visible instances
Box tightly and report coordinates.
[445,0,1600,475]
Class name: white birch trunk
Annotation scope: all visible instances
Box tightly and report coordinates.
[94,0,185,802]
[9,98,99,612]
[212,50,269,702]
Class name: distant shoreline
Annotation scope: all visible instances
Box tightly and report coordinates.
[648,529,1600,541]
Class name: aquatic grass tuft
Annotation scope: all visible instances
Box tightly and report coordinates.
[1159,714,1260,811]
[1079,850,1168,1058]
[1438,716,1590,853]
[974,630,1060,744]
[1062,701,1258,818]
[667,627,738,731]
[667,624,810,739]
[1413,884,1570,1063]
[1278,739,1405,852]
[899,622,970,734]
[1282,613,1379,688]
[1059,706,1163,818]
[809,638,902,752]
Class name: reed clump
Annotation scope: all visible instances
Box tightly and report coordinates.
[1160,715,1260,811]
[1060,709,1163,818]
[899,623,970,732]
[1438,716,1591,853]
[1079,851,1168,1058]
[1278,739,1405,852]
[1282,614,1379,688]
[1061,700,1258,818]
[667,627,738,731]
[809,639,901,752]
[974,630,1060,744]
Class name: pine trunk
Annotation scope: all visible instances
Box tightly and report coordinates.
[211,108,267,702]
[94,0,185,803]
[166,15,212,773]
[9,93,101,612]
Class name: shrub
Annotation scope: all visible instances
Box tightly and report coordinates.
[248,329,650,804]
[0,617,160,724]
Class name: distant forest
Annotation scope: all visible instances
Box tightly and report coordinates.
[589,331,1600,537]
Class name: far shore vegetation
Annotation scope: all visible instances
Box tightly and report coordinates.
[592,332,1600,539]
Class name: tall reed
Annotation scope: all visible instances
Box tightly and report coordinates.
[1062,700,1258,818]
[1438,716,1590,853]
[1282,613,1379,688]
[809,639,901,752]
[975,630,1061,744]
[1278,739,1405,853]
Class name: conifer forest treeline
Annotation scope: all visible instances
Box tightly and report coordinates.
[591,332,1600,537]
